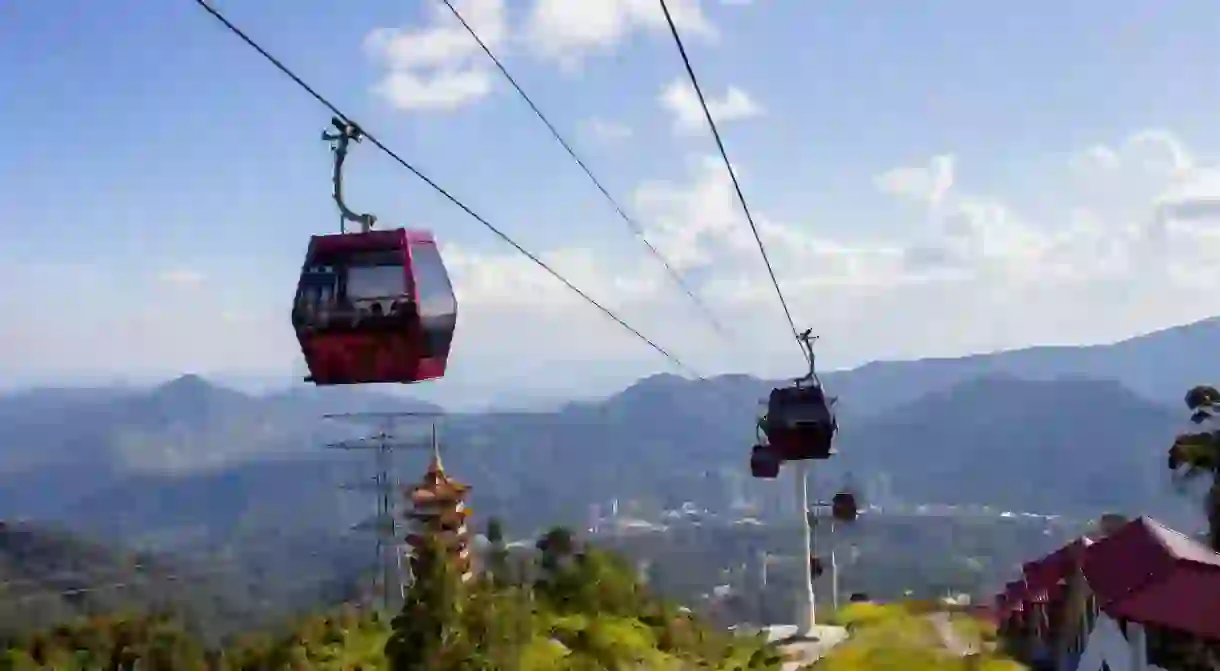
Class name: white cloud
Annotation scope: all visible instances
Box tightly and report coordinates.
[583,117,634,142]
[158,269,205,287]
[524,0,717,67]
[874,154,955,209]
[11,128,1220,405]
[659,78,764,136]
[364,0,507,111]
[435,128,1220,382]
[365,0,721,111]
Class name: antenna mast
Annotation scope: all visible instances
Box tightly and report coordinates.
[325,410,442,613]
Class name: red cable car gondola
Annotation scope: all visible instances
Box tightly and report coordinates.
[294,118,457,386]
[750,444,780,479]
[293,229,456,385]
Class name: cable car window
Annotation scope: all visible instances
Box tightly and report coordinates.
[345,251,407,301]
[411,243,455,320]
[295,266,338,323]
[411,242,456,357]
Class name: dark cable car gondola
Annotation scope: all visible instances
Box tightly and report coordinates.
[831,490,858,523]
[759,329,837,461]
[749,443,780,479]
[810,554,824,580]
[293,118,457,386]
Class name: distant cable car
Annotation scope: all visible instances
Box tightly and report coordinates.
[750,444,780,479]
[294,118,457,386]
[810,554,824,579]
[831,490,858,523]
[759,329,837,460]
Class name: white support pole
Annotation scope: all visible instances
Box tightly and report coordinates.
[830,521,839,613]
[795,460,815,631]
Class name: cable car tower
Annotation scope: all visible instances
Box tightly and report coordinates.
[325,410,444,614]
[751,329,841,636]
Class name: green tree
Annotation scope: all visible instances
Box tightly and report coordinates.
[535,526,576,575]
[461,580,535,669]
[1168,385,1220,550]
[385,536,469,670]
[550,548,647,616]
[485,517,511,585]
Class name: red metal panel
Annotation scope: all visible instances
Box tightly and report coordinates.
[1083,516,1220,641]
[295,227,454,385]
[298,331,441,386]
[1083,518,1179,610]
[1104,563,1220,640]
[1023,538,1088,595]
[309,228,407,255]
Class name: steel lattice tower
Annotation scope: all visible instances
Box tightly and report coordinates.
[324,410,442,613]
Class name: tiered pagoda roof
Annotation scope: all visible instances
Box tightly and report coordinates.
[403,444,474,581]
[408,451,470,507]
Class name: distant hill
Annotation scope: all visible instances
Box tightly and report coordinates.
[820,316,1220,417]
[0,522,264,643]
[830,375,1183,514]
[0,316,1214,560]
[0,375,441,477]
[3,375,1197,549]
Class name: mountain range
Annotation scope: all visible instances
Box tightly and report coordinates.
[1,315,1216,560]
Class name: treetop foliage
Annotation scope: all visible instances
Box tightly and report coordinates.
[0,522,784,670]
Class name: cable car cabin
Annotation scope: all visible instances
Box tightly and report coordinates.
[831,491,858,523]
[810,554,824,580]
[761,383,837,461]
[750,444,780,479]
[292,228,457,386]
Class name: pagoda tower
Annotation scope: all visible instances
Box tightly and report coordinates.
[404,441,474,583]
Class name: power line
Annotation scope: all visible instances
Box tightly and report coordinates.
[323,411,443,613]
[655,0,808,366]
[437,0,735,344]
[192,0,699,378]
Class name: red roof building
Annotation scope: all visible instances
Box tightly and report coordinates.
[995,516,1220,669]
[1081,517,1220,640]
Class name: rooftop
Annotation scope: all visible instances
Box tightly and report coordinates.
[996,516,1220,641]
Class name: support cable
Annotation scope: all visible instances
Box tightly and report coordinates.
[193,0,699,377]
[656,0,809,365]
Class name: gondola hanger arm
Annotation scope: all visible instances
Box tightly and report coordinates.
[796,328,821,385]
[322,116,377,234]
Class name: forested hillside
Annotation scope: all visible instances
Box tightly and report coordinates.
[0,316,1213,666]
[0,370,1199,554]
[0,523,788,670]
[0,523,267,645]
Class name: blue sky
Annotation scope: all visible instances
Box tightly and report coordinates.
[5,0,1220,408]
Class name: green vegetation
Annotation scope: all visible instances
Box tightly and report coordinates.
[1169,384,1220,550]
[379,524,782,670]
[814,601,1025,670]
[0,523,264,645]
[0,523,783,669]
